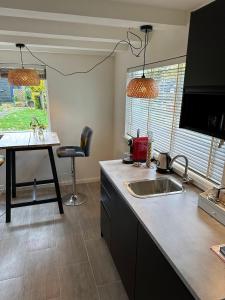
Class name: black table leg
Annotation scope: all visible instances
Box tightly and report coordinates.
[6,149,12,223]
[12,150,16,198]
[48,147,64,214]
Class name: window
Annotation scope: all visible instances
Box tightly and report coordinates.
[126,62,225,184]
[0,65,49,131]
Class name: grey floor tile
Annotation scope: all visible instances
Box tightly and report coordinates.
[30,201,56,221]
[53,207,82,239]
[0,206,30,240]
[59,262,99,300]
[88,182,100,202]
[79,211,101,241]
[85,238,120,286]
[0,238,26,281]
[0,277,24,300]
[77,190,101,241]
[98,282,129,300]
[28,219,56,251]
[55,232,88,267]
[24,248,60,300]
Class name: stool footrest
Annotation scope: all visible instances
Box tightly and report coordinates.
[11,198,59,208]
[16,179,54,187]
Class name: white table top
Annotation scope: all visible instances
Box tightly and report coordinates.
[0,132,60,149]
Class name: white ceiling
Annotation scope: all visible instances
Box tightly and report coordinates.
[109,0,213,11]
[0,0,213,55]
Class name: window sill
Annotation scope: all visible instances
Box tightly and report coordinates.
[0,128,50,134]
[0,129,32,134]
[171,162,218,191]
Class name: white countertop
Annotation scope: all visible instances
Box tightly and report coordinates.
[100,160,225,300]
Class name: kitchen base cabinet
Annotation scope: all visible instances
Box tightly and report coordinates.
[100,169,194,300]
[135,224,194,300]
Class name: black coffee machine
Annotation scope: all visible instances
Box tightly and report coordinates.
[122,129,141,164]
[122,138,134,164]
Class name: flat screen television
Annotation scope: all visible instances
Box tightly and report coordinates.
[179,87,225,139]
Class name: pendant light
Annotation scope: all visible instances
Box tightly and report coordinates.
[127,25,159,99]
[8,43,40,86]
[0,155,4,167]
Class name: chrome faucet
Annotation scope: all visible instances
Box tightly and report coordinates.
[169,155,191,183]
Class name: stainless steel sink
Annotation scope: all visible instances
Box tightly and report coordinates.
[125,177,183,198]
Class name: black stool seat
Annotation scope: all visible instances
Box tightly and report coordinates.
[56,146,85,158]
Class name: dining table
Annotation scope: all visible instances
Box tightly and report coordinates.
[0,131,64,222]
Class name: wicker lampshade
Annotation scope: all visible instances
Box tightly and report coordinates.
[127,77,159,99]
[0,155,5,167]
[8,68,40,86]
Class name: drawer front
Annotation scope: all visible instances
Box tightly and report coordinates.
[101,184,112,215]
[100,201,111,250]
[101,170,118,200]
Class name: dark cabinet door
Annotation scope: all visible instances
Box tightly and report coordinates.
[101,170,138,300]
[110,188,138,300]
[135,224,194,300]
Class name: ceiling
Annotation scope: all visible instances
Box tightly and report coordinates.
[109,0,213,11]
[0,0,213,56]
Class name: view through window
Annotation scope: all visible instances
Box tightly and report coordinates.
[0,66,49,131]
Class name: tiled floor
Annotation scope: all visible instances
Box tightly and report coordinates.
[0,183,128,300]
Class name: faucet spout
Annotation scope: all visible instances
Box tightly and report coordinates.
[169,155,191,183]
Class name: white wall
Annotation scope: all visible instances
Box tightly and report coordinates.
[0,51,114,187]
[113,26,189,158]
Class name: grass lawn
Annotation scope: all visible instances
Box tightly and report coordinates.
[0,108,48,131]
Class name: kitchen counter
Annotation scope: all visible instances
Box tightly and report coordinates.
[100,160,225,300]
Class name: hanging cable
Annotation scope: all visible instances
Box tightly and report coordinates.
[24,29,151,77]
[142,29,148,77]
[19,46,24,69]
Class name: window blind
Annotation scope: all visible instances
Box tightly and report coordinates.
[126,62,225,184]
[208,139,225,183]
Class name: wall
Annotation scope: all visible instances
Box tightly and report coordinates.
[0,51,114,188]
[113,26,189,158]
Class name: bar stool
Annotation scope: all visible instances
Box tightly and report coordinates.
[57,126,93,206]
